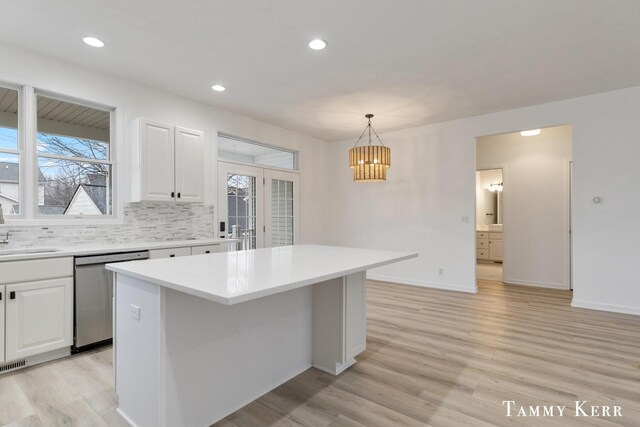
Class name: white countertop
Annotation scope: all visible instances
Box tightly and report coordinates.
[0,238,238,262]
[107,244,418,305]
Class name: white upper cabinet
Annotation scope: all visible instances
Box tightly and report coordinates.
[131,118,204,203]
[175,126,204,203]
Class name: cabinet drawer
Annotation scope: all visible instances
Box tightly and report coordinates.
[477,238,489,249]
[476,231,489,239]
[191,244,225,255]
[489,232,503,240]
[0,257,73,284]
[477,249,489,260]
[149,247,192,260]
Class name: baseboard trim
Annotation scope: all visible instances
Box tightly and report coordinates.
[503,278,569,290]
[366,274,476,293]
[571,300,640,316]
[116,408,138,427]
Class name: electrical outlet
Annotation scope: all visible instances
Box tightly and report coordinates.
[438,268,444,276]
[461,215,470,223]
[129,304,141,321]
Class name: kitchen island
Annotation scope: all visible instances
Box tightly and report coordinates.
[107,244,417,427]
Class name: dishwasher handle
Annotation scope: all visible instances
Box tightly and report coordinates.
[74,251,150,266]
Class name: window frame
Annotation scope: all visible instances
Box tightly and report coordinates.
[0,81,24,219]
[1,83,123,226]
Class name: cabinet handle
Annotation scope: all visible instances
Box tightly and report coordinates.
[205,250,210,254]
[0,292,2,300]
[177,192,181,199]
[171,192,175,198]
[10,291,15,300]
[170,254,176,258]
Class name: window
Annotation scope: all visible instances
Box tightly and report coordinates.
[36,95,112,216]
[0,86,20,216]
[218,134,297,170]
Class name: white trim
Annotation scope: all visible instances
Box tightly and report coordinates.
[366,273,477,294]
[571,300,640,316]
[115,408,138,427]
[503,278,569,290]
[216,157,300,175]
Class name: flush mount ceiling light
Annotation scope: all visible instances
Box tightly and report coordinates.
[520,129,541,137]
[349,114,391,182]
[308,39,327,50]
[82,36,105,47]
[211,84,226,92]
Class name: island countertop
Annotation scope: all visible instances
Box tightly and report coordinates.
[106,244,417,305]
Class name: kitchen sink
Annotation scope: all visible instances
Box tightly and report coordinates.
[0,248,62,256]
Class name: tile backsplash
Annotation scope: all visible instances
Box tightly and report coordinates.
[1,202,215,249]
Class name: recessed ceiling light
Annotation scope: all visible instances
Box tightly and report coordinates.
[308,39,327,50]
[520,129,541,137]
[211,84,226,92]
[82,36,105,48]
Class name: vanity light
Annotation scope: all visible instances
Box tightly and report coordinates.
[488,182,503,192]
[308,39,327,50]
[82,36,105,47]
[349,114,391,182]
[520,129,541,137]
[211,85,226,92]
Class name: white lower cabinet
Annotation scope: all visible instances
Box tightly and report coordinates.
[191,244,224,255]
[5,278,73,361]
[149,246,192,260]
[0,286,5,363]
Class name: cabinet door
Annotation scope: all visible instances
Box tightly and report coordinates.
[0,285,5,363]
[140,119,175,202]
[490,240,504,261]
[5,278,73,361]
[191,244,224,255]
[148,246,192,260]
[175,126,204,203]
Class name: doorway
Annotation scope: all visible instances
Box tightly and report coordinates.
[475,125,572,290]
[476,168,504,282]
[218,161,300,249]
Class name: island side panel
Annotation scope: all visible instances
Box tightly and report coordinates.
[115,274,164,427]
[162,286,313,427]
[312,272,367,375]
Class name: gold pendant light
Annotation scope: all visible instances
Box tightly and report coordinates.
[348,114,391,182]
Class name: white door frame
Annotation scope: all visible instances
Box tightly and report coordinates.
[217,162,265,249]
[218,161,300,249]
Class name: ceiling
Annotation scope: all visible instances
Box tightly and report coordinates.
[1,1,639,141]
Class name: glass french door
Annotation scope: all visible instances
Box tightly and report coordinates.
[218,162,299,249]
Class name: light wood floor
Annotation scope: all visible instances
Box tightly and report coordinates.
[2,280,639,426]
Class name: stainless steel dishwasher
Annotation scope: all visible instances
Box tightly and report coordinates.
[73,251,149,352]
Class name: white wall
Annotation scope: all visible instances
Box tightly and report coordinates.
[477,126,572,289]
[0,42,329,244]
[328,86,640,314]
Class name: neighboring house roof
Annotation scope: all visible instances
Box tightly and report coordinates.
[0,161,46,183]
[64,183,107,215]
